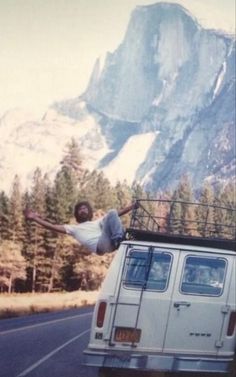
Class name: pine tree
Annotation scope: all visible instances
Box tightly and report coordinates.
[56,236,82,291]
[168,190,182,234]
[8,175,24,243]
[131,182,158,231]
[25,168,48,292]
[131,181,145,201]
[155,191,172,232]
[44,182,64,292]
[53,138,84,223]
[21,190,33,291]
[216,182,236,239]
[93,172,115,211]
[168,176,195,235]
[0,240,26,293]
[77,170,115,212]
[53,165,77,223]
[114,181,133,228]
[0,191,10,240]
[61,137,84,183]
[115,181,132,208]
[78,170,97,208]
[196,181,215,237]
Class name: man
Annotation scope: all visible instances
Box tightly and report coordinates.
[24,201,138,255]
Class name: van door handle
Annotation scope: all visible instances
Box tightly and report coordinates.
[174,301,191,308]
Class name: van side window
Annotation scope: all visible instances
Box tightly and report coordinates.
[181,256,227,296]
[124,249,172,291]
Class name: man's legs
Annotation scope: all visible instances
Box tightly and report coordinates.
[97,210,125,254]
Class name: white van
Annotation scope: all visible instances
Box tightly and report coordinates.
[84,200,236,375]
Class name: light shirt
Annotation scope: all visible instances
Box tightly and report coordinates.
[64,219,102,253]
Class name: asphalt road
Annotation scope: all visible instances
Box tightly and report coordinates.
[0,306,98,377]
[0,307,235,377]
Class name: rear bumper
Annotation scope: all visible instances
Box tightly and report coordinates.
[83,348,233,373]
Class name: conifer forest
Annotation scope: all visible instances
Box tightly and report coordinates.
[0,139,235,294]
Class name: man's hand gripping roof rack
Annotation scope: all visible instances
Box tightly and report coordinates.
[126,199,236,251]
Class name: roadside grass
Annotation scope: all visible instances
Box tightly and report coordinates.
[0,290,99,319]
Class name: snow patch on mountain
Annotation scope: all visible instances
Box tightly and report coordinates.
[101,132,156,185]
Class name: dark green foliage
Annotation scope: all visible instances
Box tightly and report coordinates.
[78,170,116,211]
[24,169,48,292]
[53,165,78,223]
[8,175,25,243]
[53,138,84,223]
[168,176,196,235]
[44,183,61,292]
[61,137,84,182]
[0,191,10,240]
[214,182,236,239]
[196,182,215,237]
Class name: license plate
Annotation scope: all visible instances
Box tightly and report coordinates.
[114,327,141,343]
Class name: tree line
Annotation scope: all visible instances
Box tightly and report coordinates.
[0,139,235,293]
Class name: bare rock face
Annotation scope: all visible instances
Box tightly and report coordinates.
[82,3,235,191]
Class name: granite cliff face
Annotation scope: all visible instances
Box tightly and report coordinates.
[1,3,235,193]
[60,2,235,190]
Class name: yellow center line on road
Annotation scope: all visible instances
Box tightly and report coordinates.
[16,328,91,377]
[0,312,93,335]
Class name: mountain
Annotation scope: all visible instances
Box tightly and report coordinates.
[0,2,235,193]
[0,107,109,193]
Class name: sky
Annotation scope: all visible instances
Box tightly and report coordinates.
[0,0,235,118]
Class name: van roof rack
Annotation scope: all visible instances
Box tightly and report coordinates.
[126,199,236,251]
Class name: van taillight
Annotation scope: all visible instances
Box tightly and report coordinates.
[96,301,107,328]
[227,311,236,336]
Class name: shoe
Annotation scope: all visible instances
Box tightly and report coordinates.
[111,236,124,250]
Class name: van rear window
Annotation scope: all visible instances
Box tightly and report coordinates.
[124,249,172,291]
[181,256,227,296]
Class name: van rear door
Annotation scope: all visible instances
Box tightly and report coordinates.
[107,245,179,351]
[163,250,232,355]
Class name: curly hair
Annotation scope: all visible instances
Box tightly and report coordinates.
[74,201,93,222]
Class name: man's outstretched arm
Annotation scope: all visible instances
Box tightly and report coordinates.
[24,209,67,234]
[117,201,139,217]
